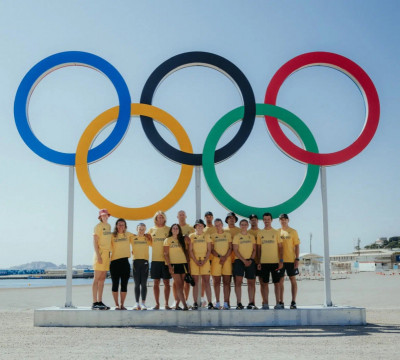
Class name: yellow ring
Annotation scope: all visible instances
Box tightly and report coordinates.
[75,103,194,220]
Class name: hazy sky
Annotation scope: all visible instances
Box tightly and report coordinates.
[0,0,399,267]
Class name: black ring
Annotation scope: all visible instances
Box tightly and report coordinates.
[140,51,256,165]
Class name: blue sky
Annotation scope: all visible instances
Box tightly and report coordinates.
[0,0,399,267]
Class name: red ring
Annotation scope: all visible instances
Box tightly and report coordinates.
[264,52,380,166]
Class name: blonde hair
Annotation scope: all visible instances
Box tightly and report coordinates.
[153,211,167,226]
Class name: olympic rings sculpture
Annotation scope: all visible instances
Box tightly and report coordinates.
[14,51,380,220]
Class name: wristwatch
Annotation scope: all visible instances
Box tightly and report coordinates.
[295,258,300,261]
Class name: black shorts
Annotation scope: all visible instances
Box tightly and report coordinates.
[233,259,256,279]
[283,262,299,277]
[151,261,172,280]
[171,263,187,275]
[260,263,282,284]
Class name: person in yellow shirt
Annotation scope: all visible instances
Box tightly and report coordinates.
[189,219,214,310]
[224,212,241,264]
[110,218,133,310]
[210,218,232,310]
[176,210,194,306]
[232,219,256,310]
[131,223,152,310]
[148,210,171,310]
[92,209,112,310]
[201,211,216,307]
[248,214,262,308]
[164,223,190,311]
[277,213,300,309]
[256,212,283,310]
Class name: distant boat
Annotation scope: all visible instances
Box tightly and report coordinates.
[27,276,43,279]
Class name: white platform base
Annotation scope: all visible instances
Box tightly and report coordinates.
[34,305,366,327]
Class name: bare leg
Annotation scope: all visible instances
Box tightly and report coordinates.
[163,279,171,307]
[247,279,255,304]
[279,276,284,303]
[202,275,212,303]
[153,279,160,307]
[222,275,231,304]
[172,281,179,306]
[273,282,280,305]
[289,276,297,302]
[184,281,190,301]
[112,291,119,308]
[92,270,106,302]
[261,281,269,305]
[212,276,221,303]
[235,276,243,304]
[120,292,127,308]
[173,274,187,308]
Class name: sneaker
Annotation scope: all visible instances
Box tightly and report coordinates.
[97,301,110,310]
[215,301,221,309]
[262,304,270,310]
[201,298,207,307]
[223,302,230,310]
[207,302,215,310]
[133,303,140,310]
[91,302,100,310]
[236,303,244,310]
[140,303,147,310]
[290,301,297,309]
[274,302,284,310]
[191,302,199,310]
[246,302,256,310]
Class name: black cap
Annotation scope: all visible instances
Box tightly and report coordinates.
[194,219,206,228]
[279,213,289,220]
[225,212,238,224]
[249,214,258,220]
[204,211,213,217]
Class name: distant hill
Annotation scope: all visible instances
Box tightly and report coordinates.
[9,262,91,270]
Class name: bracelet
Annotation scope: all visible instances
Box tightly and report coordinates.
[279,259,283,262]
[295,258,300,261]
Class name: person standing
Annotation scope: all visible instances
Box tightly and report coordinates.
[131,223,152,310]
[189,219,214,310]
[248,214,262,307]
[110,218,133,310]
[92,209,112,310]
[201,211,216,306]
[176,210,194,306]
[148,211,171,310]
[224,212,241,264]
[256,212,283,309]
[232,219,256,310]
[210,218,232,310]
[277,213,300,309]
[164,223,190,310]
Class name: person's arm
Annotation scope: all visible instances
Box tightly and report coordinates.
[93,234,102,264]
[184,236,190,263]
[163,245,173,274]
[278,243,283,269]
[257,244,261,270]
[250,243,256,260]
[211,243,219,258]
[204,242,211,262]
[145,233,152,245]
[294,244,300,269]
[189,239,200,266]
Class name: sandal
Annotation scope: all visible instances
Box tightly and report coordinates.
[175,305,183,310]
[182,306,189,311]
[120,306,127,310]
[164,305,172,310]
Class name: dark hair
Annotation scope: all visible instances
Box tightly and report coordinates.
[168,223,187,256]
[239,219,248,225]
[263,212,273,220]
[113,218,127,237]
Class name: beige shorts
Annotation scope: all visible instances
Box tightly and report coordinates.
[93,250,110,271]
[190,258,211,276]
[211,256,232,276]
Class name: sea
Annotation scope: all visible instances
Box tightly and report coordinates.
[0,278,115,289]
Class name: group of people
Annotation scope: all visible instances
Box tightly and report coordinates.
[91,208,300,311]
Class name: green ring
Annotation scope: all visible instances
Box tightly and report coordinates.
[202,103,320,219]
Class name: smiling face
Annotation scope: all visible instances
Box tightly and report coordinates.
[171,224,180,236]
[117,220,126,234]
[177,211,186,224]
[249,217,258,228]
[205,214,213,226]
[195,223,204,234]
[279,217,289,229]
[100,214,109,223]
[227,216,236,227]
[240,220,249,232]
[137,223,146,235]
[156,214,166,227]
[263,215,272,229]
[214,219,223,232]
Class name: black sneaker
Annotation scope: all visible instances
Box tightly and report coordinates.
[98,301,110,310]
[236,303,244,310]
[191,302,198,310]
[91,302,100,310]
[290,301,297,309]
[246,302,256,310]
[207,302,215,310]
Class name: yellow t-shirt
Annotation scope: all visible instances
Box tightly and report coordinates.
[93,222,112,251]
[204,225,217,235]
[225,226,241,262]
[131,235,150,260]
[164,236,187,264]
[189,232,211,260]
[111,231,133,261]
[148,226,170,262]
[257,228,282,264]
[180,224,195,236]
[232,233,255,260]
[248,229,260,263]
[210,231,232,257]
[277,227,300,263]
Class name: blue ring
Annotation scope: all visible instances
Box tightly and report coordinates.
[14,51,131,166]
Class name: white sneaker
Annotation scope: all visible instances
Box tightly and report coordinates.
[133,303,141,310]
[201,298,207,307]
[140,303,147,310]
[223,302,230,310]
[171,301,177,308]
[215,301,221,309]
